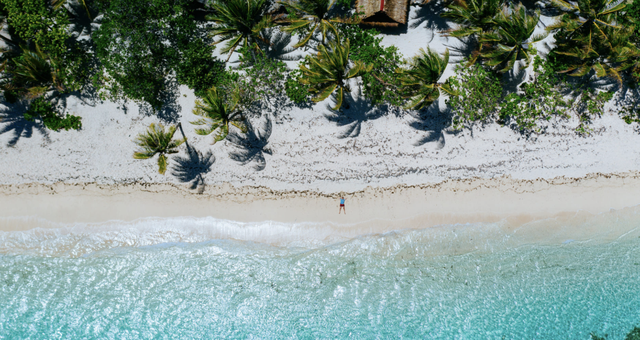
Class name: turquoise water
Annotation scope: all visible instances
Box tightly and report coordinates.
[1,213,640,339]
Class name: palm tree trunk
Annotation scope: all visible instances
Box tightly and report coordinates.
[177,122,191,151]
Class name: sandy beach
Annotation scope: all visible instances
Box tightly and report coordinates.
[2,7,640,238]
[2,172,640,246]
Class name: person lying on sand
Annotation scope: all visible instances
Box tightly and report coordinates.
[339,197,346,214]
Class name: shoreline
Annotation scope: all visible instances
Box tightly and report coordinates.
[2,171,640,231]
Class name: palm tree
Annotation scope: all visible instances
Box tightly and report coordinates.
[554,26,637,83]
[442,0,503,64]
[547,0,626,53]
[133,123,186,175]
[10,45,63,99]
[479,5,546,73]
[442,0,503,37]
[299,36,372,110]
[207,0,273,62]
[398,48,457,110]
[278,0,354,48]
[190,87,247,143]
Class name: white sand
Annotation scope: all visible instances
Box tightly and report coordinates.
[1,7,640,232]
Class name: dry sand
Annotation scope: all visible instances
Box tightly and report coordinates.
[2,172,640,231]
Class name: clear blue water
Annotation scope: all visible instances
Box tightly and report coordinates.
[1,213,639,339]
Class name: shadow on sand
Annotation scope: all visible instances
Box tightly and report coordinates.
[324,90,386,139]
[227,115,273,171]
[172,146,215,193]
[408,101,453,149]
[0,101,49,147]
[410,1,452,43]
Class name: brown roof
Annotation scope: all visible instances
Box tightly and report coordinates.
[355,0,410,27]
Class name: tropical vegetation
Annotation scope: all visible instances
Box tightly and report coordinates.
[479,4,545,73]
[299,36,372,110]
[133,123,186,175]
[190,87,247,143]
[398,48,456,110]
[208,0,273,61]
[278,0,354,48]
[1,0,640,174]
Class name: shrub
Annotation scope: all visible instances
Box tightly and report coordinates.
[175,39,227,97]
[446,63,503,130]
[237,46,290,109]
[94,0,211,110]
[285,69,310,104]
[0,0,89,93]
[24,98,82,131]
[498,56,570,133]
[338,25,403,106]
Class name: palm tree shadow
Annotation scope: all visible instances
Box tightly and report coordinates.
[227,115,272,171]
[324,90,386,139]
[260,28,302,61]
[444,36,477,61]
[0,102,49,147]
[501,65,528,94]
[171,147,215,193]
[410,1,452,43]
[409,101,453,148]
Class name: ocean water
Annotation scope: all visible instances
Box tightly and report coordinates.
[1,210,640,339]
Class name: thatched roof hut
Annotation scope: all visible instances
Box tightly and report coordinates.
[355,0,410,27]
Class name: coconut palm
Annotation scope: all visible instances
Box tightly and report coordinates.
[479,5,546,73]
[299,37,372,110]
[133,123,186,175]
[442,0,503,38]
[278,0,355,48]
[10,45,62,99]
[442,0,503,64]
[398,48,456,110]
[554,26,637,83]
[547,0,626,52]
[190,87,247,144]
[208,0,274,62]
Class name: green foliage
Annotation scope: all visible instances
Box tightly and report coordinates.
[190,87,247,144]
[338,25,403,106]
[285,69,311,104]
[208,0,273,59]
[9,45,59,99]
[547,0,631,83]
[547,0,626,53]
[336,0,354,8]
[237,46,288,108]
[94,0,211,110]
[299,35,372,110]
[446,63,502,130]
[479,4,544,73]
[572,88,613,134]
[398,48,455,110]
[133,123,185,175]
[442,0,503,38]
[498,56,569,133]
[0,0,89,93]
[629,0,640,36]
[626,326,640,340]
[23,97,82,131]
[175,39,227,98]
[0,0,69,57]
[279,0,355,48]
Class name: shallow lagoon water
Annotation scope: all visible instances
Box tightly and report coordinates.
[1,211,640,339]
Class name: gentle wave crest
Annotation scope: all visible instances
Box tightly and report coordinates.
[1,209,640,338]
